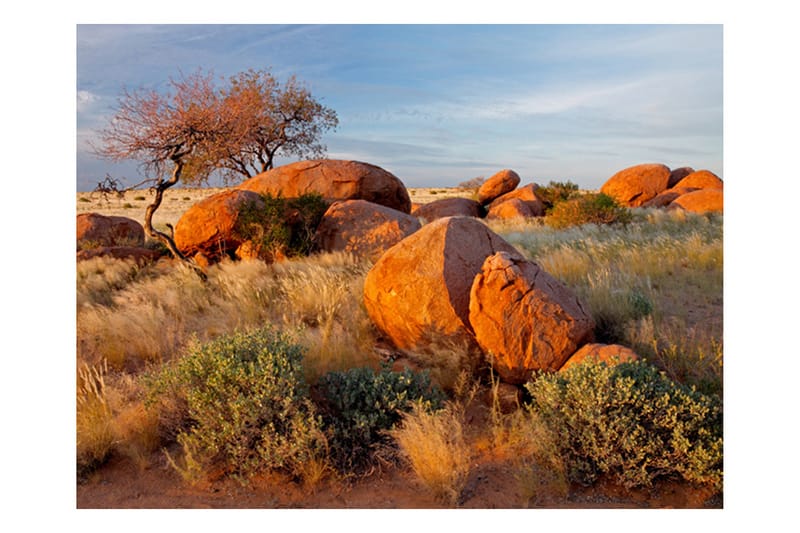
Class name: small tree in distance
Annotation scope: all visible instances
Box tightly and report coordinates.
[93,68,338,266]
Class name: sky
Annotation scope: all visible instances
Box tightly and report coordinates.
[76,24,723,191]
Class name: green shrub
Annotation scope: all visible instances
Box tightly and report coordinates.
[236,192,329,258]
[524,359,722,491]
[145,327,326,483]
[317,364,445,473]
[536,180,580,212]
[545,193,631,229]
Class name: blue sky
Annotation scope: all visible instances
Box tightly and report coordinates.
[76,24,722,191]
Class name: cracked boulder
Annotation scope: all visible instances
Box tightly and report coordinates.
[600,163,671,207]
[469,251,595,384]
[237,159,412,213]
[363,216,520,353]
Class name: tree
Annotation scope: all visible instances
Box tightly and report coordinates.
[93,68,338,266]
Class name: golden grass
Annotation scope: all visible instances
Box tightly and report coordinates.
[76,361,115,472]
[390,401,472,505]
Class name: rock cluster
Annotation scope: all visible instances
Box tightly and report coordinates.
[601,164,723,213]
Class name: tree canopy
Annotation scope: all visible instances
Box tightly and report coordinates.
[92,68,338,265]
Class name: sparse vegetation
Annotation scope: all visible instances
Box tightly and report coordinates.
[545,192,631,228]
[77,191,722,508]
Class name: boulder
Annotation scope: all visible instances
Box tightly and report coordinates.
[559,343,639,372]
[469,251,595,384]
[668,167,695,189]
[488,183,546,217]
[77,213,144,250]
[669,188,724,213]
[673,170,723,190]
[600,163,671,207]
[641,186,699,208]
[237,159,412,213]
[414,197,484,222]
[363,216,520,353]
[477,169,521,205]
[174,189,266,262]
[314,200,421,261]
[76,245,161,265]
[486,198,535,220]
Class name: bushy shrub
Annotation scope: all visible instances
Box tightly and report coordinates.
[317,364,445,473]
[536,180,580,212]
[145,327,326,483]
[236,192,329,258]
[524,359,722,491]
[545,193,631,229]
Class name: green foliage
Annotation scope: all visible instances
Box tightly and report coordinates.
[525,359,723,490]
[545,193,632,229]
[317,364,446,473]
[536,180,580,212]
[235,192,329,258]
[145,327,326,483]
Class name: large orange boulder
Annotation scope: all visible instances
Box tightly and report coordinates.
[559,343,639,372]
[314,200,421,261]
[477,169,521,205]
[363,216,519,353]
[669,188,723,213]
[237,159,412,214]
[414,197,483,223]
[673,170,723,190]
[486,198,534,220]
[488,183,545,216]
[600,163,671,207]
[77,213,144,250]
[174,189,266,261]
[469,251,595,384]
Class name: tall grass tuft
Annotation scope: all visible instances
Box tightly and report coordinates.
[390,401,472,506]
[76,361,115,474]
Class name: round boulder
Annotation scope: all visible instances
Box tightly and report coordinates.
[77,213,144,250]
[237,159,412,214]
[669,188,724,213]
[673,170,723,190]
[600,163,671,207]
[414,197,484,223]
[469,251,595,384]
[559,343,639,372]
[488,183,546,217]
[477,169,521,205]
[314,199,422,261]
[486,198,534,220]
[174,189,266,261]
[363,216,520,353]
[641,186,699,208]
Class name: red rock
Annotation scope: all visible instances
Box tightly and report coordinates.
[237,159,412,213]
[641,186,699,208]
[414,197,484,222]
[669,188,723,213]
[469,251,595,384]
[77,213,144,249]
[76,246,161,264]
[363,216,519,353]
[668,167,695,189]
[600,163,671,207]
[486,198,534,220]
[174,189,266,262]
[488,183,545,216]
[673,170,723,190]
[559,343,639,372]
[477,169,521,205]
[314,200,421,261]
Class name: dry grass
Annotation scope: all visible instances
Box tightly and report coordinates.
[76,361,115,473]
[390,401,472,505]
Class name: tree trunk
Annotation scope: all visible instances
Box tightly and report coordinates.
[143,158,207,278]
